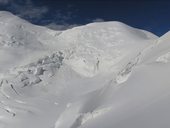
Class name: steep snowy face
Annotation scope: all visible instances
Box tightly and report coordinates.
[0,11,61,49]
[53,31,170,128]
[57,22,157,76]
[141,31,170,63]
[1,11,167,128]
[0,11,63,73]
[72,31,170,128]
[0,11,158,76]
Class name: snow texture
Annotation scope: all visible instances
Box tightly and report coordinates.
[0,11,170,128]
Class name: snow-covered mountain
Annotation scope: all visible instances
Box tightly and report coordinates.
[0,11,170,128]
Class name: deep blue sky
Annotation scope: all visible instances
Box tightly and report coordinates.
[0,0,170,36]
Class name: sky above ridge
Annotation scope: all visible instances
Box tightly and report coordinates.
[0,0,169,36]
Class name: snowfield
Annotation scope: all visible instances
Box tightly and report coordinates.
[0,11,170,128]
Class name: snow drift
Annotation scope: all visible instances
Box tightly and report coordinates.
[0,11,170,128]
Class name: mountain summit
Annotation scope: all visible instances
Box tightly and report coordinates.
[0,11,170,128]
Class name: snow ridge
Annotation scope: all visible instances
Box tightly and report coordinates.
[2,11,170,128]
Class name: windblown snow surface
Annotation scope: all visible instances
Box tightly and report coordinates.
[0,11,170,128]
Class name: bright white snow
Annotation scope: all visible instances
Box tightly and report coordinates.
[0,11,170,128]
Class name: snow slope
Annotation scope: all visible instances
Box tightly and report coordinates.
[0,11,62,74]
[1,11,170,128]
